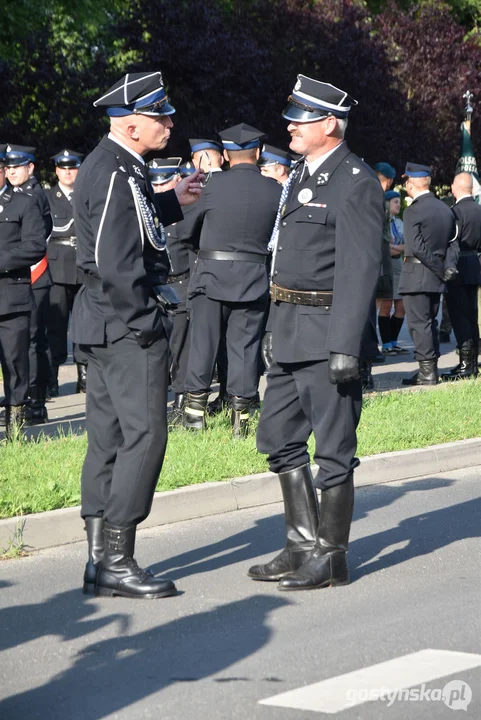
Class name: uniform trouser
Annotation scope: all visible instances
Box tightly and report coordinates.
[30,285,51,397]
[0,312,30,406]
[403,293,440,361]
[47,282,88,366]
[360,295,379,362]
[79,333,169,527]
[185,294,266,398]
[169,307,190,394]
[445,284,479,348]
[440,294,452,335]
[257,359,362,489]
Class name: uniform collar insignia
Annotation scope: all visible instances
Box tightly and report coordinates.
[316,172,329,186]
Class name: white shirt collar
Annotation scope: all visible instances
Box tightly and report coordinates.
[412,189,430,200]
[455,194,473,203]
[306,142,344,176]
[108,132,145,165]
[58,183,73,199]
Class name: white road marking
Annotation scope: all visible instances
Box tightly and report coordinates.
[259,649,481,714]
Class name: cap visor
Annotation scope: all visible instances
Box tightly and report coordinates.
[281,102,327,123]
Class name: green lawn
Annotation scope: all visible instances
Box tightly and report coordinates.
[1,381,481,519]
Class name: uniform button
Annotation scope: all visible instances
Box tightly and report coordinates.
[278,247,282,251]
[281,221,287,227]
[308,214,312,219]
[274,270,278,275]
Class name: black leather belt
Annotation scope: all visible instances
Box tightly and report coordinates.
[50,236,77,247]
[198,250,268,264]
[166,269,190,284]
[0,269,30,279]
[404,257,422,264]
[270,283,333,306]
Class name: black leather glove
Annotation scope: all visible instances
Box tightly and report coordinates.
[328,353,360,385]
[442,266,459,282]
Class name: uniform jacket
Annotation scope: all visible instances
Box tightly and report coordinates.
[398,192,455,295]
[270,143,384,363]
[177,164,281,303]
[16,176,53,290]
[71,135,183,347]
[46,184,80,285]
[449,196,481,286]
[0,187,47,315]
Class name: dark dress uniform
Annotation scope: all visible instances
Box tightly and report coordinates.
[71,134,182,527]
[0,183,46,436]
[46,183,88,384]
[249,75,384,593]
[165,221,191,395]
[178,147,281,434]
[443,196,481,378]
[399,185,455,384]
[15,176,53,418]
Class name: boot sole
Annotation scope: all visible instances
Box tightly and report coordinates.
[277,577,350,591]
[247,572,287,581]
[95,586,177,599]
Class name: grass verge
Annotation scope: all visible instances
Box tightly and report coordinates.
[1,381,481,519]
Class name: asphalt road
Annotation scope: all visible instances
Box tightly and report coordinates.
[0,467,480,720]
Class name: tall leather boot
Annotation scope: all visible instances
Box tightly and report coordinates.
[183,391,209,430]
[248,464,319,581]
[278,475,354,591]
[402,359,438,386]
[5,406,25,441]
[441,340,477,380]
[76,364,87,393]
[24,389,48,425]
[83,516,104,595]
[96,523,177,599]
[47,365,60,398]
[231,396,251,439]
[167,393,185,426]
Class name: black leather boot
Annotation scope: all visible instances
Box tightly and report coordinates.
[83,516,104,595]
[278,475,354,591]
[261,331,273,371]
[207,387,229,416]
[4,406,25,441]
[47,365,60,398]
[96,523,177,599]
[248,465,319,581]
[231,396,251,439]
[76,364,87,393]
[24,389,48,425]
[183,391,209,430]
[441,341,477,380]
[167,393,185,426]
[402,359,438,386]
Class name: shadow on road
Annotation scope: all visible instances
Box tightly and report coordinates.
[0,594,290,720]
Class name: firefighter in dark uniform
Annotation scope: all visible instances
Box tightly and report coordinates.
[189,138,229,416]
[70,71,203,599]
[5,145,53,423]
[179,124,281,438]
[0,145,47,438]
[441,171,481,380]
[46,149,89,397]
[149,157,192,424]
[399,162,456,386]
[252,75,384,591]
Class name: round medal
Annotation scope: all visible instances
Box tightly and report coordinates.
[298,188,313,204]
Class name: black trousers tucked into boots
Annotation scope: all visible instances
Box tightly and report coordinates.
[403,293,440,361]
[257,358,362,488]
[79,333,169,527]
[0,311,30,406]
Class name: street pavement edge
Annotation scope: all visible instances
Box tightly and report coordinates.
[1,437,480,552]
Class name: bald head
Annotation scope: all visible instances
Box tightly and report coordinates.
[109,113,173,156]
[452,172,473,200]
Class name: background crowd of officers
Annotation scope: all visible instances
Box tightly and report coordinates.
[1,132,481,441]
